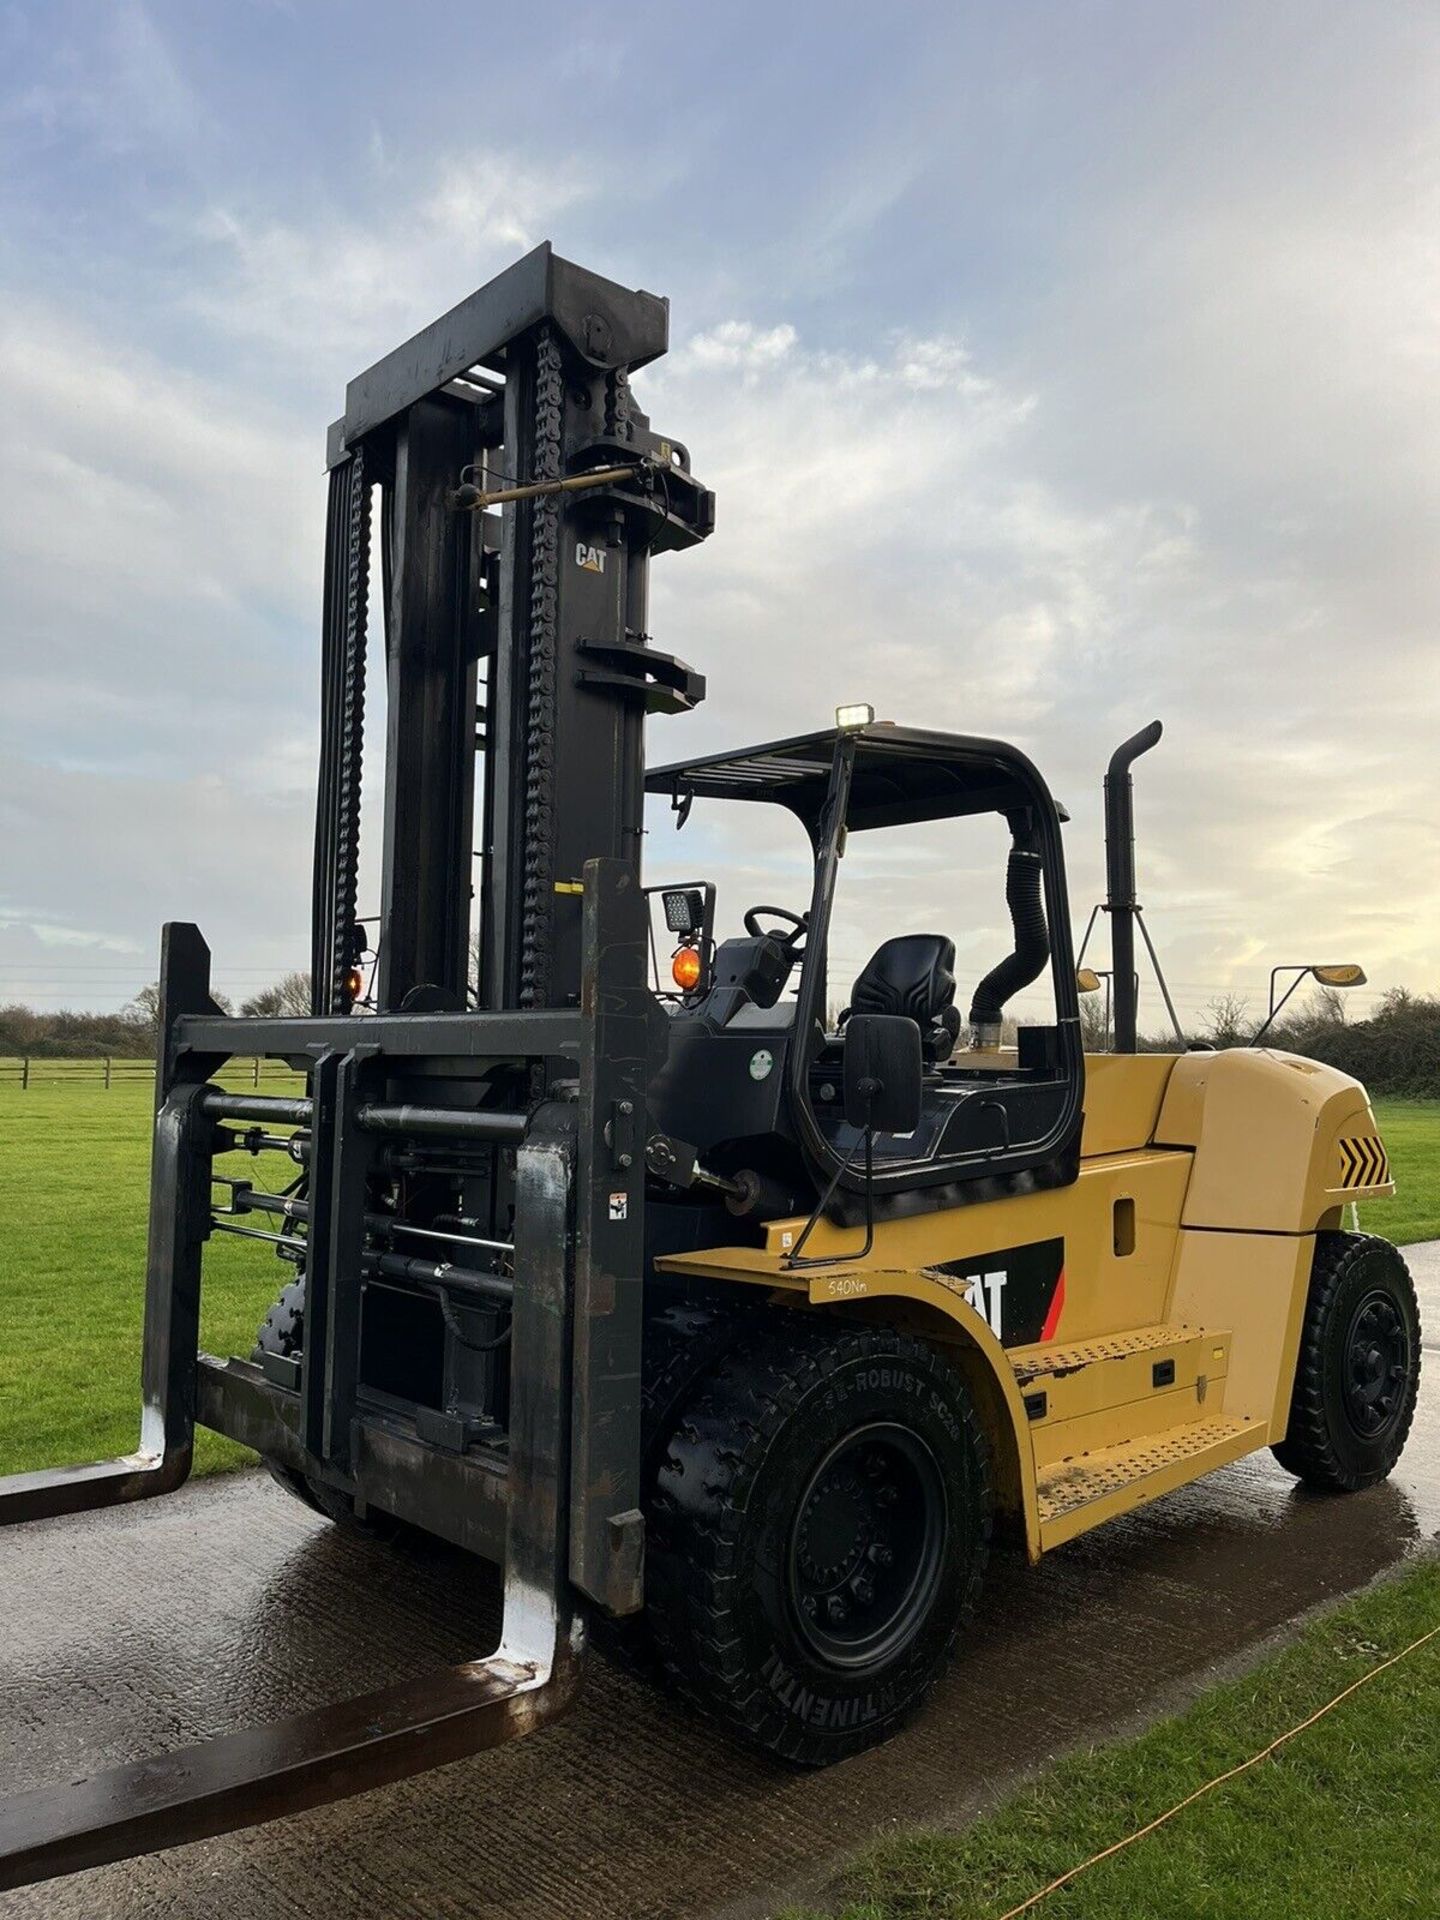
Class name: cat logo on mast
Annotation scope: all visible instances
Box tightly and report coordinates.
[575,542,606,574]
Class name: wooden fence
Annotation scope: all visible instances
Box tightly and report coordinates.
[0,1057,298,1090]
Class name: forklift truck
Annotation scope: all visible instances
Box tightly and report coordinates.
[0,246,1419,1886]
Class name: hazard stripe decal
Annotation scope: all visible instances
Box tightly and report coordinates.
[1337,1136,1390,1188]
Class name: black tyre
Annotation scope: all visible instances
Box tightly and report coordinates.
[640,1301,748,1489]
[254,1277,307,1363]
[252,1280,323,1513]
[591,1301,748,1677]
[1272,1231,1421,1492]
[251,1278,400,1539]
[647,1322,990,1766]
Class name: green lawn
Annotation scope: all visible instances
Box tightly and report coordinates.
[0,1072,304,1477]
[0,1087,1433,1481]
[1364,1099,1440,1248]
[784,1560,1440,1920]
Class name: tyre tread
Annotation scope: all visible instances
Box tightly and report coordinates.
[647,1320,990,1764]
[1273,1230,1421,1491]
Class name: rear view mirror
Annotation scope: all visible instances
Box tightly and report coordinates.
[843,1014,923,1135]
[1076,967,1102,994]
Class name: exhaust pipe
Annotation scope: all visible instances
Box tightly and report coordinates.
[968,811,1050,1048]
[1104,721,1163,1053]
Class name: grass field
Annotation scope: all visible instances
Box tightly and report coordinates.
[784,1560,1440,1920]
[1364,1098,1440,1247]
[0,1084,1433,1481]
[0,1071,305,1477]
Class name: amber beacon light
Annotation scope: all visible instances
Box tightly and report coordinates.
[671,945,703,991]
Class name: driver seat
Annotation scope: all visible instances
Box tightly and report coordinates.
[843,935,961,1065]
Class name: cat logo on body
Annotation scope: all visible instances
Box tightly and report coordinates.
[575,542,606,574]
[960,1272,1008,1339]
[934,1237,1065,1349]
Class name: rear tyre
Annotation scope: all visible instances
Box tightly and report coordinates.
[647,1322,990,1766]
[1272,1231,1421,1492]
[251,1277,401,1539]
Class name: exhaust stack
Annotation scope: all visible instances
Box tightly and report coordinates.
[1103,720,1163,1053]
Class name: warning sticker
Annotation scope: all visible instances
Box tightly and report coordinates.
[608,1191,629,1221]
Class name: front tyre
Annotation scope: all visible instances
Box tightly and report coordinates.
[251,1277,401,1539]
[647,1323,990,1766]
[1273,1231,1421,1492]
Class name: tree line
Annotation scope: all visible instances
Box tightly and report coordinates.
[1206,985,1437,1096]
[1108,984,1439,1097]
[0,971,311,1058]
[2,972,1435,1096]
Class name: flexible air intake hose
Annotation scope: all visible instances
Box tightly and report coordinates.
[968,823,1050,1045]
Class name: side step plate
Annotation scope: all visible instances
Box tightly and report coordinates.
[0,1641,579,1891]
[1035,1414,1261,1551]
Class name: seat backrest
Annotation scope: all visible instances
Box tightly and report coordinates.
[847,935,960,1062]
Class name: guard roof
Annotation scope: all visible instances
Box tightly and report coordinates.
[645,722,1063,833]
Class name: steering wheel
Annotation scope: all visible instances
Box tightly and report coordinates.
[743,905,808,951]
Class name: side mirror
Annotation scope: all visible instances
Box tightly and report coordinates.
[843,1014,923,1135]
[1311,964,1366,988]
[1076,967,1102,994]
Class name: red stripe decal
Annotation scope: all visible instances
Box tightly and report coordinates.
[1040,1267,1066,1343]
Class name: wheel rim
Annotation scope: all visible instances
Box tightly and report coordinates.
[1342,1287,1411,1441]
[786,1422,947,1673]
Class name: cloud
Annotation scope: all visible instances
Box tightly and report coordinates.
[640,318,1191,745]
[0,296,318,786]
[635,318,1199,1017]
[184,148,592,386]
[0,111,589,1004]
[0,750,312,1006]
[684,321,799,374]
[2,0,205,154]
[636,300,1436,1023]
[1,2,1436,1023]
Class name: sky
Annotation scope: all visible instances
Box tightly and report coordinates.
[0,0,1436,1030]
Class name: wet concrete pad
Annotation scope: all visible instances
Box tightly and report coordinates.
[2,1244,1437,1920]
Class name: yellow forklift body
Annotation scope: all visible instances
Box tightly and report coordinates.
[1,250,1417,1880]
[656,1046,1395,1561]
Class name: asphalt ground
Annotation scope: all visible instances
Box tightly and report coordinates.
[2,1244,1436,1920]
